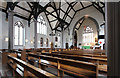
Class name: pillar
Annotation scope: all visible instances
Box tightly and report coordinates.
[61,29,64,48]
[34,19,37,49]
[105,2,120,77]
[8,10,14,51]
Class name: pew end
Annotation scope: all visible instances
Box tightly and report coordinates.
[7,55,56,78]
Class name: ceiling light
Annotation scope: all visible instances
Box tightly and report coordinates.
[31,40,33,44]
[85,15,89,18]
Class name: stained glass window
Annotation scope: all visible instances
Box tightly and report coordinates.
[83,26,93,43]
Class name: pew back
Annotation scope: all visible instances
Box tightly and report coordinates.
[28,53,98,77]
[7,55,56,77]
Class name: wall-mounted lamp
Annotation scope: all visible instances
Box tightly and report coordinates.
[58,33,60,36]
[31,40,33,44]
[49,42,51,45]
[25,39,28,43]
[44,42,46,44]
[5,37,9,42]
[55,42,58,44]
[38,41,40,43]
[85,15,89,18]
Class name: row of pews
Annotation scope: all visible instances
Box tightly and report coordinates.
[41,52,107,73]
[7,53,55,78]
[27,53,98,78]
[2,48,107,78]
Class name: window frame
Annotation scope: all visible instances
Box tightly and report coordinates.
[14,21,24,46]
[37,15,47,35]
[83,26,94,43]
[40,37,43,47]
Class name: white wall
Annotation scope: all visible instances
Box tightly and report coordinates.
[62,29,73,48]
[1,12,8,49]
[13,16,28,49]
[77,18,98,46]
[0,11,62,49]
[0,12,29,49]
[13,12,61,49]
[0,5,105,49]
[36,13,52,48]
[0,11,2,49]
[62,6,104,48]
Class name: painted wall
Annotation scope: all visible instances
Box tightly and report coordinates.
[0,12,28,49]
[62,6,104,48]
[1,12,8,49]
[0,11,62,49]
[13,16,28,49]
[77,18,98,47]
[0,5,104,49]
[36,13,53,48]
[0,11,2,49]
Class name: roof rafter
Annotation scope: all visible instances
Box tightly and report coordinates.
[15,4,31,13]
[4,1,105,31]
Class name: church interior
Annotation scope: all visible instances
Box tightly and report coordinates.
[0,0,120,78]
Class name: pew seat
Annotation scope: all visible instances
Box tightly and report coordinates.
[98,65,107,72]
[7,54,56,77]
[41,52,107,73]
[27,53,98,78]
[37,59,97,78]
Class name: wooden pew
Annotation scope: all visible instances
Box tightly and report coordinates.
[57,49,105,56]
[14,50,107,73]
[27,53,98,78]
[41,52,107,63]
[51,50,107,62]
[2,52,10,65]
[82,54,107,59]
[7,54,56,77]
[41,52,107,73]
[13,49,107,73]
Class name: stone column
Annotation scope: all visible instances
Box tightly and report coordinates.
[61,29,64,48]
[34,19,37,49]
[8,10,14,51]
[105,2,120,77]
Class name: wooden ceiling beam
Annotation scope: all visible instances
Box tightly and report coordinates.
[44,12,53,30]
[76,4,93,12]
[15,5,31,13]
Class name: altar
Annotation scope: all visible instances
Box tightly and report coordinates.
[82,46,91,49]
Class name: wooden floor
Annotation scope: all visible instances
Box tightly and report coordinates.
[0,52,12,77]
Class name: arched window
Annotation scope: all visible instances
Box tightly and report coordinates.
[55,37,58,42]
[40,37,43,47]
[14,21,24,45]
[55,37,58,47]
[83,26,93,43]
[46,38,48,47]
[37,16,47,35]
